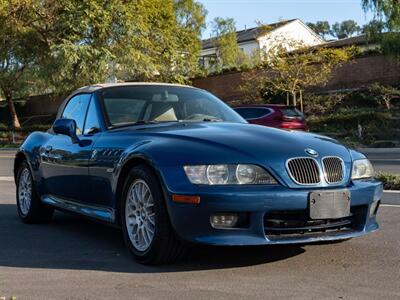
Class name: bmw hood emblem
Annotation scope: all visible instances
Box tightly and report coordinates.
[305,148,319,157]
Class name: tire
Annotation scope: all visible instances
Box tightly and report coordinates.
[16,161,54,223]
[120,165,186,265]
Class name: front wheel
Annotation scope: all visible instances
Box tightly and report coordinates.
[120,165,186,264]
[16,161,54,223]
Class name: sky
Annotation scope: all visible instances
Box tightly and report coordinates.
[198,0,375,38]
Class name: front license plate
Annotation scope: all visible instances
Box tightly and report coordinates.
[309,189,351,219]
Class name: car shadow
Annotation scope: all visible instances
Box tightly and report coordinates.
[0,204,305,273]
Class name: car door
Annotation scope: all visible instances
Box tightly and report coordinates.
[41,93,99,203]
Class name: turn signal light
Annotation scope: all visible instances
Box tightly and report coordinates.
[172,195,201,204]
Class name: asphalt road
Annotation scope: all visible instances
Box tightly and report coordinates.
[0,150,399,299]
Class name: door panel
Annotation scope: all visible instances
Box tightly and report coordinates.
[40,134,95,202]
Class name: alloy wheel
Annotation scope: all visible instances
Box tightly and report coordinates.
[18,168,32,216]
[125,179,156,252]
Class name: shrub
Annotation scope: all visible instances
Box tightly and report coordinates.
[375,172,400,190]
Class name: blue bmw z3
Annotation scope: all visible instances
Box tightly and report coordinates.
[14,83,383,264]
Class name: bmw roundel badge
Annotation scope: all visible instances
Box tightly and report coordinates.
[305,148,319,157]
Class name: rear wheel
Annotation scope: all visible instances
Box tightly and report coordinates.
[16,161,54,223]
[120,165,186,264]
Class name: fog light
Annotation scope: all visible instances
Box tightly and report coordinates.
[370,200,380,217]
[210,214,238,228]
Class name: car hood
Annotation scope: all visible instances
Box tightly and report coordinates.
[110,122,354,188]
[122,121,351,162]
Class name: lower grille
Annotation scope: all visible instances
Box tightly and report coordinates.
[263,206,366,240]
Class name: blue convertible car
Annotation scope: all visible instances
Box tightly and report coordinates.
[14,83,382,264]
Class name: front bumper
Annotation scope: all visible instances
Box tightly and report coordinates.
[165,180,382,246]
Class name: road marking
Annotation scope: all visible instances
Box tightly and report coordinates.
[0,177,13,182]
[381,204,400,207]
[384,190,400,194]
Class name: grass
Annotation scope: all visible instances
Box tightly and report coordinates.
[375,172,400,190]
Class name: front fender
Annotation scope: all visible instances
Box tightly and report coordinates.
[15,132,52,185]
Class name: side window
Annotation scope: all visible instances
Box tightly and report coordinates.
[84,97,101,135]
[62,94,91,135]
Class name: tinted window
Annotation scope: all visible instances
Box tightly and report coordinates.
[101,86,245,126]
[62,94,91,135]
[281,107,304,119]
[234,107,272,119]
[84,97,101,134]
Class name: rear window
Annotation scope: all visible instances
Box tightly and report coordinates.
[281,107,304,118]
[234,107,272,119]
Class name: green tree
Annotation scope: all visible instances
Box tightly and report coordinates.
[367,83,400,109]
[331,20,361,39]
[362,0,400,30]
[306,21,331,40]
[1,0,206,127]
[362,20,387,35]
[115,0,206,83]
[211,17,249,71]
[0,0,46,128]
[240,41,356,110]
[362,0,400,57]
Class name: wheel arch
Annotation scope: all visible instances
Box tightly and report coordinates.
[14,151,28,183]
[114,155,170,225]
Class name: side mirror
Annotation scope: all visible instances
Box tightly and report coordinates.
[53,119,80,144]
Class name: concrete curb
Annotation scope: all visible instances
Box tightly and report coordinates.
[0,148,18,151]
[358,148,400,154]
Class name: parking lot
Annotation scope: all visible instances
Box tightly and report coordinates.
[0,151,399,299]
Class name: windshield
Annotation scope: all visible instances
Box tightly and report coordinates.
[101,85,246,127]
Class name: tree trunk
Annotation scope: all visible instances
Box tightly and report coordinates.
[300,90,303,112]
[286,93,289,106]
[292,92,297,107]
[4,90,21,129]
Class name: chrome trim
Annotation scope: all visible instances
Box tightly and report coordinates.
[322,156,345,184]
[285,157,322,185]
[41,195,115,223]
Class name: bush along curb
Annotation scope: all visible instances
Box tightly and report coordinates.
[376,172,400,190]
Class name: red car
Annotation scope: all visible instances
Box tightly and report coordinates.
[233,104,308,131]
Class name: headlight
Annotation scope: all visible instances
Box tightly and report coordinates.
[351,159,374,180]
[183,164,278,185]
